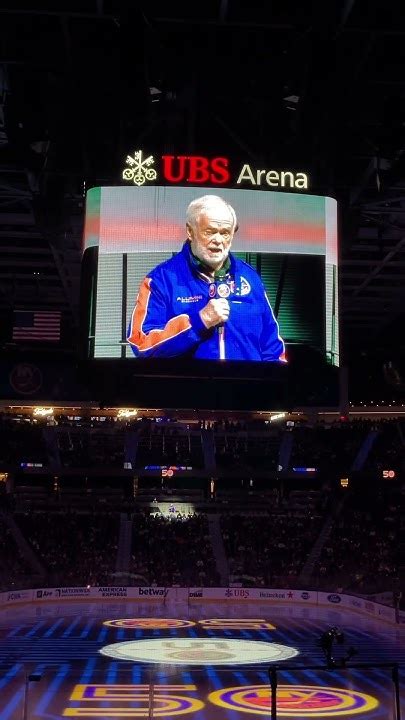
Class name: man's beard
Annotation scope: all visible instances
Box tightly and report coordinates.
[199,248,229,270]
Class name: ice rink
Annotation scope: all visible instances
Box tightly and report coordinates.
[0,599,404,719]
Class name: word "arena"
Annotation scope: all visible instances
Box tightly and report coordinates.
[236,164,308,189]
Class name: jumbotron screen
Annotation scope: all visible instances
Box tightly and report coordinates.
[83,186,338,366]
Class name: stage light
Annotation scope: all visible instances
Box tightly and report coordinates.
[33,407,54,417]
[117,408,138,419]
[270,412,286,422]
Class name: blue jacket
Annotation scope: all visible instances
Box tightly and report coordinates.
[127,242,286,362]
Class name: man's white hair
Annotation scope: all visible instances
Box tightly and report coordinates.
[186,195,238,232]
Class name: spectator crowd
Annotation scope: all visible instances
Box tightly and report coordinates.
[0,414,403,601]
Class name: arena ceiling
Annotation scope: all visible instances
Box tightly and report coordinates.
[1,0,405,361]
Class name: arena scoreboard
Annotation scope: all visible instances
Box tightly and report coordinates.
[81,184,340,409]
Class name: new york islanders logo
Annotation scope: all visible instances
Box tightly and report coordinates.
[209,684,379,716]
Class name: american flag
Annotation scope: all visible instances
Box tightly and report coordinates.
[12,310,61,342]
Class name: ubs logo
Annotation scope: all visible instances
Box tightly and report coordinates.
[225,588,250,598]
[162,156,230,185]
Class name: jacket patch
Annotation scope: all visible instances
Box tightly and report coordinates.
[240,276,251,296]
[176,295,203,303]
[217,283,231,298]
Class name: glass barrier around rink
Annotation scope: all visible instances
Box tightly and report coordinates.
[0,661,403,720]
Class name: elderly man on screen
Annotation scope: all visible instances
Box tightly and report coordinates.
[127,194,286,362]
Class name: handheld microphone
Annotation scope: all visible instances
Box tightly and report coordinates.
[211,281,228,329]
[214,280,231,360]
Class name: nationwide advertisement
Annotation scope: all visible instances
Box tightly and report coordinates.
[54,587,92,598]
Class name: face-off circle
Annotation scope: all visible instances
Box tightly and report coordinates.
[100,638,299,665]
[208,684,379,716]
[103,619,196,629]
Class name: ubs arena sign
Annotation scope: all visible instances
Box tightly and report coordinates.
[122,150,309,190]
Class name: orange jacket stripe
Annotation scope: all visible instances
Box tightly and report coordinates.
[127,277,191,351]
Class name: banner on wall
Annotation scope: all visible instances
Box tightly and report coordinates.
[0,587,397,624]
[190,587,317,602]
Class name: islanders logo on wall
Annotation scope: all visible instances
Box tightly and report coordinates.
[9,363,43,395]
[208,684,379,716]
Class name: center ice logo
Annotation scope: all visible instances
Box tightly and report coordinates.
[100,638,299,665]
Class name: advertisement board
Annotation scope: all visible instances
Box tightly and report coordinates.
[1,587,396,623]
